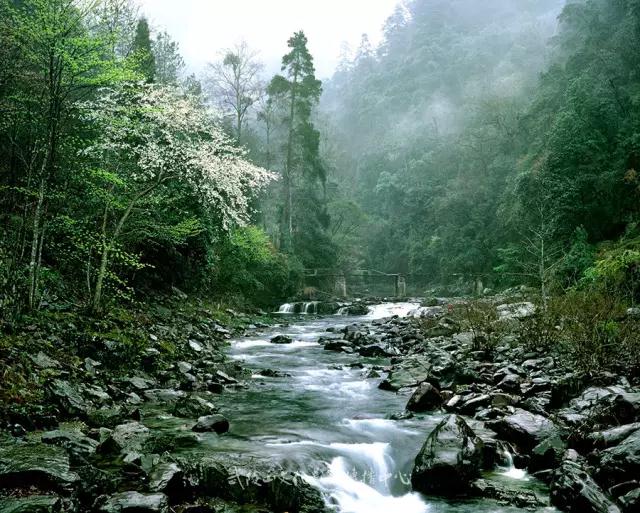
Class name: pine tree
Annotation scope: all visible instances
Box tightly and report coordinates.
[132,17,155,82]
[268,32,324,253]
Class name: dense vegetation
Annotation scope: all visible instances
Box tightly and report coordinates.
[3,0,640,318]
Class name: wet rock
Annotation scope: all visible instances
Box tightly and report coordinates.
[588,423,640,449]
[406,382,442,412]
[41,429,99,460]
[97,421,150,458]
[358,344,390,357]
[98,492,168,513]
[0,442,79,491]
[551,457,620,513]
[270,335,293,344]
[497,373,521,393]
[620,488,640,512]
[486,408,557,450]
[30,352,61,369]
[598,426,640,484]
[179,453,329,513]
[379,355,436,391]
[322,339,352,352]
[529,435,567,473]
[192,415,229,434]
[411,415,483,496]
[173,395,218,418]
[0,495,63,513]
[459,394,491,415]
[48,379,92,417]
[144,389,186,404]
[149,462,183,494]
[470,479,544,508]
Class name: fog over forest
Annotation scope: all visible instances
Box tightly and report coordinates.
[2,2,640,513]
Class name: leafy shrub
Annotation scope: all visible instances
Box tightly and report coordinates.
[555,290,640,375]
[214,226,302,307]
[459,300,504,353]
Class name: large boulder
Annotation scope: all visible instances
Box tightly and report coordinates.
[598,426,640,485]
[0,495,63,513]
[411,415,484,496]
[270,335,293,345]
[97,421,150,461]
[0,442,79,491]
[173,395,218,418]
[192,415,229,434]
[41,429,99,461]
[406,383,443,412]
[98,492,168,513]
[379,356,432,391]
[486,408,557,450]
[178,453,329,513]
[551,457,620,513]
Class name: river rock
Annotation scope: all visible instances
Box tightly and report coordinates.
[358,344,390,357]
[529,435,567,473]
[41,429,99,460]
[270,335,293,344]
[98,492,168,513]
[149,462,183,493]
[97,421,150,458]
[379,355,437,391]
[588,423,640,449]
[411,415,483,496]
[620,488,640,512]
[470,479,544,508]
[323,339,352,352]
[192,414,229,434]
[406,382,442,412]
[0,495,63,513]
[173,395,218,418]
[0,442,79,491]
[179,453,329,512]
[486,408,557,450]
[598,426,640,484]
[48,379,92,416]
[551,457,620,513]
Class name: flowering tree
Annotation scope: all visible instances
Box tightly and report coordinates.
[80,82,275,310]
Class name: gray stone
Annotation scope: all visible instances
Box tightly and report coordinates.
[0,443,79,490]
[411,415,484,496]
[486,408,557,450]
[192,415,229,434]
[551,458,620,513]
[406,382,442,412]
[99,492,168,513]
[0,495,62,513]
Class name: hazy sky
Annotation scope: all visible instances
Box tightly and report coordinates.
[139,0,399,79]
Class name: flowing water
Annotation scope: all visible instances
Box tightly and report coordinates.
[211,303,555,513]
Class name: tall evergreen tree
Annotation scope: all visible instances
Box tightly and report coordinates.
[132,17,155,82]
[268,32,326,257]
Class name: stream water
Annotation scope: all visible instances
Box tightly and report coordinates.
[212,303,556,513]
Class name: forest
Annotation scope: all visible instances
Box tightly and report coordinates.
[2,1,640,513]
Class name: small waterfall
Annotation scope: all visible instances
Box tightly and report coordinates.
[499,446,528,480]
[303,301,319,314]
[337,306,349,315]
[278,303,295,314]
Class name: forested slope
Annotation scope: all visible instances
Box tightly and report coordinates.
[322,0,640,298]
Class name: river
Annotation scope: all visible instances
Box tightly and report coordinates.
[212,303,555,513]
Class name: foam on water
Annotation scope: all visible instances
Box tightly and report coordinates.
[306,457,429,513]
[366,302,421,319]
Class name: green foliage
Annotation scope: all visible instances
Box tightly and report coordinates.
[554,290,640,375]
[214,226,302,306]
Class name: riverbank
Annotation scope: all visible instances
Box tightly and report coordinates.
[1,296,639,512]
